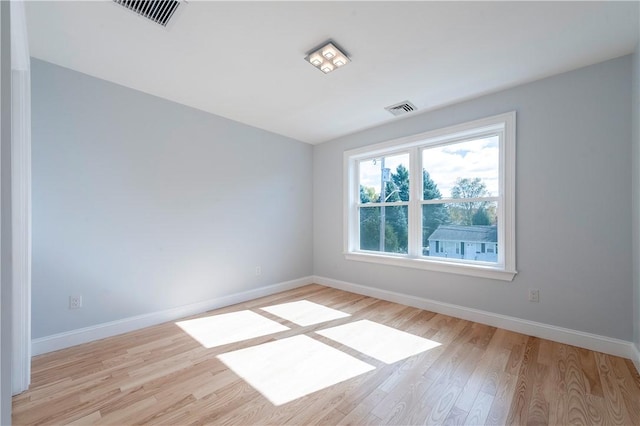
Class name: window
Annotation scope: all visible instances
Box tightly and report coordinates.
[344,112,516,281]
[357,152,410,254]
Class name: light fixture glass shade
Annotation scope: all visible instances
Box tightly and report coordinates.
[310,55,323,67]
[305,41,350,74]
[322,48,336,59]
[321,63,334,73]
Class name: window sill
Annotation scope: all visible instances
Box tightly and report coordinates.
[344,252,517,281]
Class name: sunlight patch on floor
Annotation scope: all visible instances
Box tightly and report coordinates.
[217,335,375,405]
[316,319,441,363]
[260,300,350,326]
[175,310,289,348]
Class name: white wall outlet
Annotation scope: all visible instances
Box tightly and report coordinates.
[255,266,261,276]
[69,295,83,309]
[528,289,540,303]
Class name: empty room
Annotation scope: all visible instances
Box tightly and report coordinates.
[1,1,640,425]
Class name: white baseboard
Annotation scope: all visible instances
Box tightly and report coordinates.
[313,275,638,363]
[32,276,314,356]
[633,343,640,375]
[31,274,640,375]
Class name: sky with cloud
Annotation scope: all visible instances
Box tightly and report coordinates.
[359,136,499,199]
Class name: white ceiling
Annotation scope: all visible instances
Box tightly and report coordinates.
[25,1,640,144]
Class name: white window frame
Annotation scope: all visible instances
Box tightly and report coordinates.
[343,112,517,281]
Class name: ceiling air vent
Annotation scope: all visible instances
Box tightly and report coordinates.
[113,0,181,27]
[385,101,417,117]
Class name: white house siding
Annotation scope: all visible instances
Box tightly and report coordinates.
[428,240,498,262]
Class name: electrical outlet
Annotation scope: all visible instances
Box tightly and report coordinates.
[255,266,261,276]
[528,289,540,303]
[69,295,82,309]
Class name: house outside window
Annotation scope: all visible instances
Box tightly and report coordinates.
[344,112,516,281]
[427,225,497,262]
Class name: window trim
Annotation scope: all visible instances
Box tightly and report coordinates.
[343,112,517,281]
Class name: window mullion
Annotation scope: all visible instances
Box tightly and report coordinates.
[348,158,359,253]
[408,146,421,257]
[357,201,410,207]
[421,196,500,205]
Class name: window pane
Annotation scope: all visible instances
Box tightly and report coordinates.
[422,201,498,263]
[422,136,499,200]
[359,153,410,203]
[359,205,408,254]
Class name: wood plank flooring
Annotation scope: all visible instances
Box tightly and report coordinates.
[12,284,640,425]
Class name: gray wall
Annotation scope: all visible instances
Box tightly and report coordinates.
[1,1,12,423]
[314,55,633,341]
[31,59,313,338]
[633,42,640,353]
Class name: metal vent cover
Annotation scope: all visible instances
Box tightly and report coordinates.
[385,101,417,116]
[113,0,181,27]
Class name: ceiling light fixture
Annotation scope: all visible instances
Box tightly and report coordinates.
[305,41,350,74]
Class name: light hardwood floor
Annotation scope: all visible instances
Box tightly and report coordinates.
[13,284,640,425]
